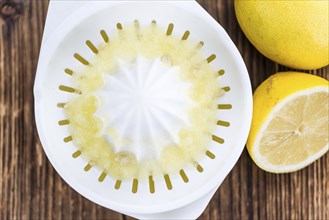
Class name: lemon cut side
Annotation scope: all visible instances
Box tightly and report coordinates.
[247,72,329,173]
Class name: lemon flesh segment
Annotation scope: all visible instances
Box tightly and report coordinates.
[256,90,329,172]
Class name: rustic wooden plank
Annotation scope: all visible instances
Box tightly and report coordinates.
[0,0,328,220]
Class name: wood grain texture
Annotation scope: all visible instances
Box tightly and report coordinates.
[0,0,328,220]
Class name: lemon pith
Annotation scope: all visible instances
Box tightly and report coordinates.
[247,72,329,173]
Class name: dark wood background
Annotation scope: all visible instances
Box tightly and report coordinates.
[0,0,328,219]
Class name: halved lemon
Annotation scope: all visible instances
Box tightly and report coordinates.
[247,72,329,173]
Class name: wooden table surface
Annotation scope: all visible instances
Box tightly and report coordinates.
[0,0,328,219]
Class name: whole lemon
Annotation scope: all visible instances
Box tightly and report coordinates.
[234,0,329,70]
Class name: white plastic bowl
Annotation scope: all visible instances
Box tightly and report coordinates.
[34,1,252,219]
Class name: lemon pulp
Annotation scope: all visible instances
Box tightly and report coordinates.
[259,90,328,166]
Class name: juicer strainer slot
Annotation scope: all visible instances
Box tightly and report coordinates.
[74,53,89,65]
[86,40,99,54]
[59,85,81,94]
